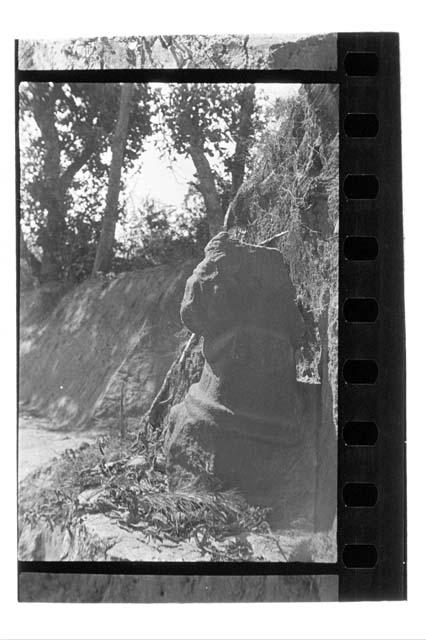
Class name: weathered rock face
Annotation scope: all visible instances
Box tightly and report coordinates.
[165,232,323,528]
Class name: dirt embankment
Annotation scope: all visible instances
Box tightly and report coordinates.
[19,261,195,431]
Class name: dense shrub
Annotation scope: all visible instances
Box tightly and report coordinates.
[112,197,209,272]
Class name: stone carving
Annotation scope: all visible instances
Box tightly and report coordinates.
[165,232,322,529]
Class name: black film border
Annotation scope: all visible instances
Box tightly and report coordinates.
[15,32,406,602]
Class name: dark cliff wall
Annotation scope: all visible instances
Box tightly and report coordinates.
[229,84,339,530]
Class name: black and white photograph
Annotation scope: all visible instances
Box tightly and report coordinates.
[0,0,417,630]
[17,34,339,601]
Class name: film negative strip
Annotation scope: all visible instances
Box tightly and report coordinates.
[15,32,405,602]
[338,33,405,601]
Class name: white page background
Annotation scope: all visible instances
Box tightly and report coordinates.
[1,2,423,638]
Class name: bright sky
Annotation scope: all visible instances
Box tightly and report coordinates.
[125,83,300,211]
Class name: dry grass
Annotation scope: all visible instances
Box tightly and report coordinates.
[19,427,271,560]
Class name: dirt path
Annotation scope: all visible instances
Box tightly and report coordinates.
[18,414,99,481]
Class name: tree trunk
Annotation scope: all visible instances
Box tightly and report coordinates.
[20,228,41,278]
[92,83,134,275]
[30,84,97,280]
[188,144,224,237]
[31,86,65,280]
[223,85,257,229]
[231,85,256,198]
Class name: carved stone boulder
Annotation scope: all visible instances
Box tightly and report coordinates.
[164,232,323,529]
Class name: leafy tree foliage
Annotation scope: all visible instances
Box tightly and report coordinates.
[19,34,269,71]
[114,197,208,271]
[92,83,135,275]
[20,80,264,281]
[157,83,261,235]
[20,82,152,280]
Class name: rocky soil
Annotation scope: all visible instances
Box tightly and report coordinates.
[18,430,336,566]
[18,511,335,563]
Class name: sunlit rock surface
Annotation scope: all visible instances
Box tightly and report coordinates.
[18,512,336,564]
